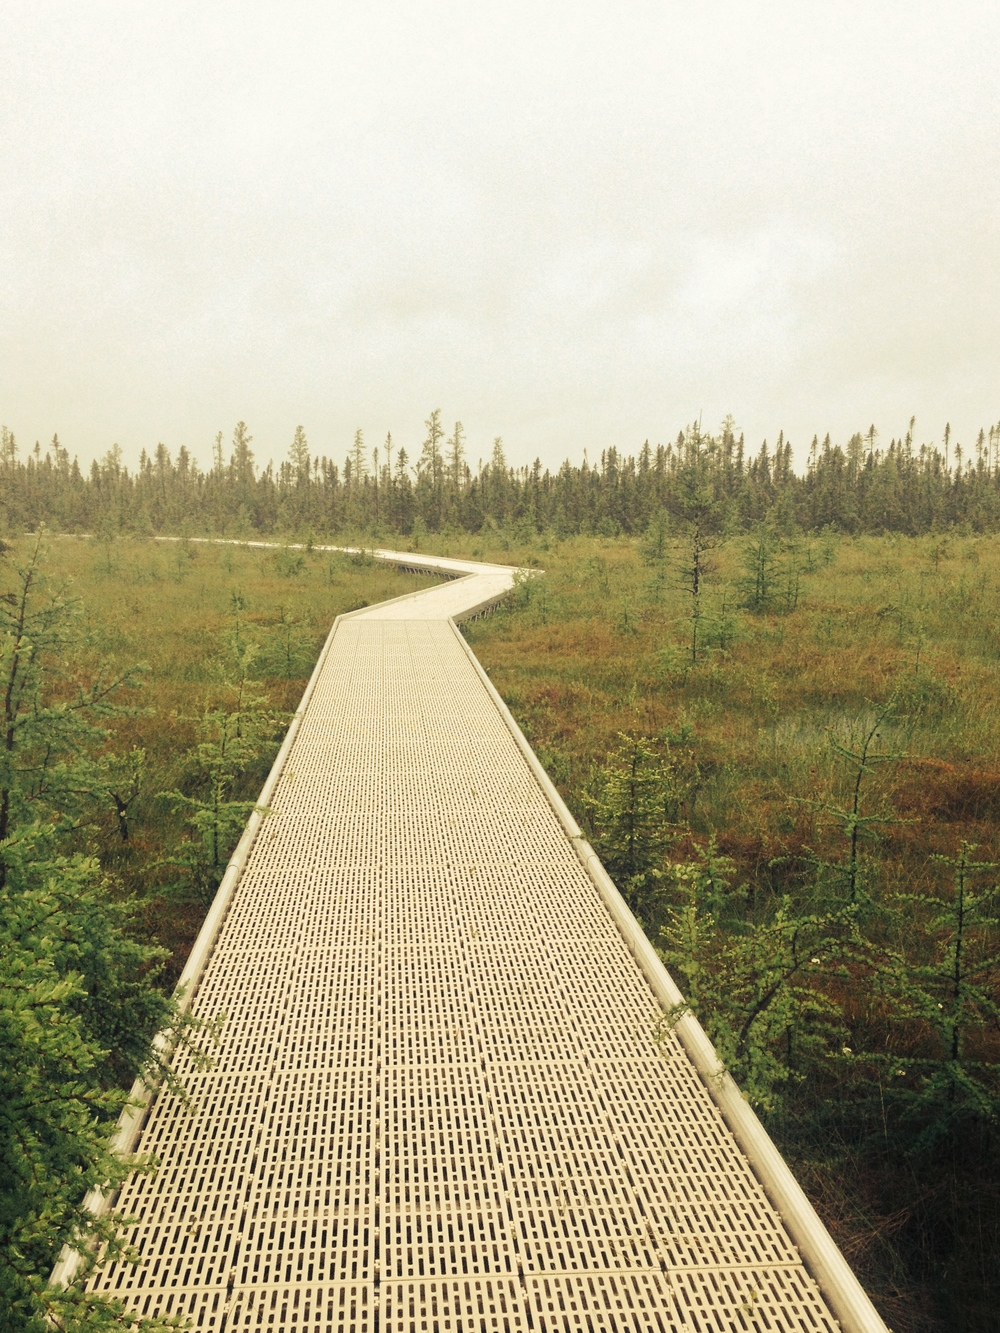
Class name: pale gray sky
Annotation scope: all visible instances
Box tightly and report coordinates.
[2,1,998,472]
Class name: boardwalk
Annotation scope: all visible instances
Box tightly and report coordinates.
[80,551,884,1333]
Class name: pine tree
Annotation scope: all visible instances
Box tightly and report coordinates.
[230,422,255,486]
[661,879,853,1112]
[738,524,781,611]
[212,431,225,476]
[0,533,144,888]
[419,410,444,483]
[288,426,310,487]
[874,844,1000,1147]
[158,627,280,906]
[0,536,205,1330]
[798,701,908,905]
[582,733,687,923]
[0,427,16,474]
[447,421,466,490]
[0,854,196,1331]
[350,428,367,482]
[669,431,722,663]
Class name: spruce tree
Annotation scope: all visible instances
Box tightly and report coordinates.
[0,535,202,1330]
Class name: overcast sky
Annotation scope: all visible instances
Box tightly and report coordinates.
[2,1,998,474]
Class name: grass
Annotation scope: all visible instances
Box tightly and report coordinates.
[461,528,1000,1333]
[14,524,1000,1330]
[28,533,439,978]
[465,531,1000,890]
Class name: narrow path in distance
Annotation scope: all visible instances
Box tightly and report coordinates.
[83,546,884,1333]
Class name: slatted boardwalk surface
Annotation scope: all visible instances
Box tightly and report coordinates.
[84,552,880,1333]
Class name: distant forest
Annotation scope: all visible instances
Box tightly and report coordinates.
[4,411,1000,538]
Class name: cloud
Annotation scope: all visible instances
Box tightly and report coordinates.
[1,0,998,468]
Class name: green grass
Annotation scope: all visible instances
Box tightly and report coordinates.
[464,531,1000,880]
[14,526,1000,1330]
[461,528,1000,1333]
[24,533,439,977]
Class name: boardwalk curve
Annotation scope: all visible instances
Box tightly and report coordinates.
[64,547,886,1333]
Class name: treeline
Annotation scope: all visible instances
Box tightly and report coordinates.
[5,412,1000,539]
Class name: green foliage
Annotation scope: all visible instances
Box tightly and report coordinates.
[0,538,224,1329]
[738,525,804,614]
[738,525,781,611]
[273,546,305,578]
[7,411,1000,541]
[0,533,144,884]
[660,875,853,1112]
[869,844,1000,1148]
[666,432,727,663]
[258,607,315,679]
[0,847,200,1330]
[582,733,696,922]
[500,570,555,628]
[664,833,736,914]
[639,510,670,566]
[98,750,147,845]
[158,642,280,906]
[797,701,910,904]
[467,530,1000,1323]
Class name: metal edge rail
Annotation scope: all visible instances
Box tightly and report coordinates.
[449,618,890,1333]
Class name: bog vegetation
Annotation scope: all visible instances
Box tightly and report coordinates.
[0,534,435,1330]
[2,411,1000,1331]
[466,529,1000,1333]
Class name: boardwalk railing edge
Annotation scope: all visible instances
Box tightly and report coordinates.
[449,619,890,1333]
